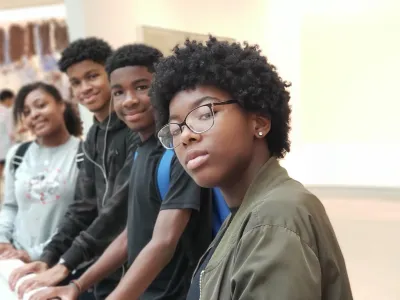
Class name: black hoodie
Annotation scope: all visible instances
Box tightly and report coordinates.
[40,112,140,270]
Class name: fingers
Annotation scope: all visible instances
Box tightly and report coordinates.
[16,266,66,299]
[0,243,14,253]
[9,268,25,290]
[20,287,52,300]
[0,249,18,260]
[17,278,32,299]
[8,250,28,263]
[17,251,32,263]
[17,278,44,299]
[33,286,77,300]
[36,262,49,273]
[0,250,10,259]
[26,287,61,300]
[9,265,34,291]
[10,262,48,291]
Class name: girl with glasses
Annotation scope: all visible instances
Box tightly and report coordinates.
[151,37,353,300]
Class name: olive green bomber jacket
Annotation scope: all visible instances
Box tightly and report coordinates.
[195,157,353,300]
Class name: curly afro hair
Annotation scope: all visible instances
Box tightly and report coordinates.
[150,36,292,158]
[58,37,113,72]
[105,44,163,76]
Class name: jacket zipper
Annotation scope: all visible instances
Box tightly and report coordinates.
[100,116,111,207]
[192,214,233,283]
[191,245,212,283]
[199,270,204,300]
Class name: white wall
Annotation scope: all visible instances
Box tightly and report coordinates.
[0,3,64,21]
[286,0,400,187]
[0,0,61,10]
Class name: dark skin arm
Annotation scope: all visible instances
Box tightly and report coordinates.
[106,209,192,300]
[77,228,128,291]
[25,229,128,300]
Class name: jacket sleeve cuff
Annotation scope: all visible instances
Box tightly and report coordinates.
[60,244,85,271]
[39,251,60,268]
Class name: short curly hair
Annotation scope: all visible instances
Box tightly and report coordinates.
[150,36,292,158]
[105,44,163,76]
[58,37,113,72]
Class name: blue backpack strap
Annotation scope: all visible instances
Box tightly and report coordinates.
[212,188,230,236]
[136,148,228,236]
[156,149,175,201]
[153,148,229,235]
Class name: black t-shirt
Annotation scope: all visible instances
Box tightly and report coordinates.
[186,208,238,300]
[127,135,212,300]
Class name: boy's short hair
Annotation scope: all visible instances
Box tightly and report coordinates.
[105,44,163,76]
[58,37,113,72]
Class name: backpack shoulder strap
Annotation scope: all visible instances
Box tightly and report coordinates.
[156,149,175,201]
[12,141,32,172]
[76,141,84,169]
[211,188,230,236]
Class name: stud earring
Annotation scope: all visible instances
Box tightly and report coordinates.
[258,132,263,136]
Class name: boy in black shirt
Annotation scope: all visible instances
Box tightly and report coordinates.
[31,44,212,300]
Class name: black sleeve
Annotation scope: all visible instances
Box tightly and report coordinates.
[159,156,202,212]
[59,131,139,270]
[40,138,97,267]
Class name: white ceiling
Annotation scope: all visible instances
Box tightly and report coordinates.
[0,0,62,10]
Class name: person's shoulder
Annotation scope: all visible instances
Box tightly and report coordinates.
[85,123,98,137]
[134,138,164,168]
[82,124,98,146]
[247,179,327,242]
[125,129,141,145]
[69,136,82,148]
[170,153,188,175]
[258,179,324,216]
[5,143,23,160]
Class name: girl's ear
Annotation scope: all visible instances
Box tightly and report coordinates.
[251,114,270,139]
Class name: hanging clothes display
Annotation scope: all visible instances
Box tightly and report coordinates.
[0,28,4,66]
[54,20,69,52]
[9,25,25,63]
[0,19,69,94]
[39,21,58,72]
[26,23,36,58]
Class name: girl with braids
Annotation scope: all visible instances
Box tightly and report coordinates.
[0,82,83,264]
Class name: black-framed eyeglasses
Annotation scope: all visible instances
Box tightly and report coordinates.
[157,99,237,149]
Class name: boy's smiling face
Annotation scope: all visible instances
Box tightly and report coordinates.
[110,66,155,136]
[67,60,111,120]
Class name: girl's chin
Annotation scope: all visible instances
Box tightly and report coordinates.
[190,169,220,189]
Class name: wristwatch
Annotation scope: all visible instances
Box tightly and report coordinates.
[58,258,73,272]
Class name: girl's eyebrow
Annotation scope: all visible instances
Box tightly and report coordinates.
[169,96,220,121]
